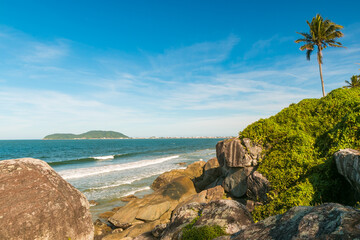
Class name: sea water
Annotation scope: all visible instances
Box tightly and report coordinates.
[0,138,223,218]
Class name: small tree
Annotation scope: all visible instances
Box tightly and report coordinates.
[296,14,344,97]
[344,75,360,88]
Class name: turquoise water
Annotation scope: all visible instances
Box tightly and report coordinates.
[0,138,222,218]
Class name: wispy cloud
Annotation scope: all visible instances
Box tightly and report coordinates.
[0,24,360,139]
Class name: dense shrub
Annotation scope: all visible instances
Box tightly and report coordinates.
[240,87,360,221]
[181,215,226,240]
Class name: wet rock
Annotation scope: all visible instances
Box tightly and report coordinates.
[94,219,112,240]
[99,211,115,219]
[0,158,94,240]
[232,203,360,239]
[89,200,99,206]
[121,194,139,202]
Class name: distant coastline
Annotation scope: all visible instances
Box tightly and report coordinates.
[43,130,129,140]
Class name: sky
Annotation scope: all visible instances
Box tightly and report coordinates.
[0,0,360,139]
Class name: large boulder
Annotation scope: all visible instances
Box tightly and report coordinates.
[195,157,222,191]
[231,203,360,239]
[151,161,205,190]
[161,200,253,240]
[216,138,262,168]
[246,170,270,202]
[0,158,94,240]
[334,148,360,195]
[222,167,253,198]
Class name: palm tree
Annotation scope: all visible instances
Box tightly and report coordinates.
[344,75,360,88]
[295,14,344,97]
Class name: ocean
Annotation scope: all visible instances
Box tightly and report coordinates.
[0,138,223,219]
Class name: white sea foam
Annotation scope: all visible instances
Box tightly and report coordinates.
[59,155,179,180]
[86,168,175,191]
[93,155,114,160]
[121,186,151,197]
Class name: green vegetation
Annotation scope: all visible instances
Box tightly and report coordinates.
[239,87,360,221]
[182,216,226,240]
[344,75,360,88]
[43,130,129,140]
[295,14,344,97]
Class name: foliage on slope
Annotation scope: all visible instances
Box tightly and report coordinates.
[239,87,360,221]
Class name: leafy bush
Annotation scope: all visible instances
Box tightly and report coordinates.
[240,87,360,221]
[181,214,226,240]
[182,225,226,240]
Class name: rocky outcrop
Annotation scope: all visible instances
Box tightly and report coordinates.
[0,158,94,240]
[106,175,197,239]
[212,138,270,201]
[335,148,360,195]
[161,200,253,240]
[216,137,262,167]
[230,203,360,239]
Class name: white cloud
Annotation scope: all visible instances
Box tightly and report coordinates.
[1,25,360,139]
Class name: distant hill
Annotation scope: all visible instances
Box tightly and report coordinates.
[43,130,129,140]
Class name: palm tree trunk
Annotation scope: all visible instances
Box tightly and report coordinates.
[317,49,325,97]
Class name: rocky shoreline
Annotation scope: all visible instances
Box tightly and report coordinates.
[92,138,360,239]
[1,138,360,239]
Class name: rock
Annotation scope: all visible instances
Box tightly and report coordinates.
[195,157,222,191]
[152,223,168,238]
[184,160,206,179]
[162,200,253,239]
[193,200,254,235]
[151,161,205,190]
[246,170,270,201]
[222,167,253,198]
[174,185,225,211]
[216,138,262,168]
[177,162,187,166]
[0,158,94,240]
[89,200,99,206]
[161,202,204,240]
[151,169,186,190]
[94,219,112,240]
[232,203,360,239]
[108,176,197,237]
[99,211,115,219]
[335,148,360,194]
[121,194,139,202]
[133,231,158,240]
[136,200,171,222]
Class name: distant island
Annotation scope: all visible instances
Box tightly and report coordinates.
[43,130,129,140]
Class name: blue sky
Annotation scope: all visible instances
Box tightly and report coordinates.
[0,0,360,139]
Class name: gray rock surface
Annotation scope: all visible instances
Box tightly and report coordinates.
[335,148,360,194]
[161,200,253,240]
[222,167,253,198]
[232,203,360,240]
[0,158,94,240]
[195,157,222,191]
[216,138,262,168]
[246,170,270,201]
